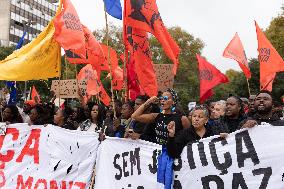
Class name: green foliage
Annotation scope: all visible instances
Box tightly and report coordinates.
[149,27,204,108]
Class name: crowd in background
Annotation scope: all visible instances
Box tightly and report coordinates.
[0,88,284,158]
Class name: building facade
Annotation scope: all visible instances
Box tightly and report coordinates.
[0,0,58,46]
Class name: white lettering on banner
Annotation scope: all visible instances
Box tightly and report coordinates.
[0,123,99,189]
[95,137,162,189]
[174,125,284,189]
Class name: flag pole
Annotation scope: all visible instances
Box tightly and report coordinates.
[246,78,251,96]
[0,89,4,122]
[123,50,128,102]
[74,62,80,101]
[103,4,116,118]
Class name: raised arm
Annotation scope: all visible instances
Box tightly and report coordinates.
[131,96,159,124]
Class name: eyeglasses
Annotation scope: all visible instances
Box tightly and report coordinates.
[159,96,169,101]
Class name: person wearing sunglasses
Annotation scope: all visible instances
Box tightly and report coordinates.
[132,88,190,188]
[131,88,190,145]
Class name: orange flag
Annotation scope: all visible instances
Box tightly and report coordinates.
[53,0,85,56]
[77,64,111,105]
[223,33,251,79]
[77,64,101,96]
[124,0,180,74]
[65,25,104,68]
[31,85,41,103]
[255,21,284,91]
[197,54,229,103]
[124,26,157,96]
[107,66,124,91]
[99,43,119,72]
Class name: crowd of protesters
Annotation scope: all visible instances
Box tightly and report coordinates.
[0,88,284,159]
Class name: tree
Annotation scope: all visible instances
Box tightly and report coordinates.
[148,27,204,108]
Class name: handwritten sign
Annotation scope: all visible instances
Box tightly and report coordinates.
[51,79,87,98]
[153,64,174,92]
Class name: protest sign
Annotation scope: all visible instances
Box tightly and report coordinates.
[51,79,87,98]
[0,124,99,188]
[153,64,174,92]
[174,126,284,188]
[95,137,162,189]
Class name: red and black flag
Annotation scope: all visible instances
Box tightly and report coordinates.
[197,54,229,103]
[124,0,180,74]
[123,25,158,97]
[255,21,284,91]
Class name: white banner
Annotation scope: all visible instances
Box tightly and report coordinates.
[1,124,284,189]
[95,137,162,189]
[174,125,284,189]
[0,123,99,189]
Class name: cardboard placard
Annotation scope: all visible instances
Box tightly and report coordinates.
[154,64,174,92]
[51,79,87,99]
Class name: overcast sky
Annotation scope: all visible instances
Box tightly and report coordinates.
[72,0,283,73]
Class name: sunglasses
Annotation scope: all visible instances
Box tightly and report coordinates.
[159,96,169,101]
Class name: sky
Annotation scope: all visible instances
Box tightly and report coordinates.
[71,0,283,73]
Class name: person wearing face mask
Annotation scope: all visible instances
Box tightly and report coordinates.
[166,106,226,158]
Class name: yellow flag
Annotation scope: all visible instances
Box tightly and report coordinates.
[0,1,62,81]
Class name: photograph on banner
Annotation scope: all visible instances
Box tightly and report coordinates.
[153,64,175,92]
[173,126,284,188]
[0,124,99,188]
[51,79,87,99]
[95,137,162,189]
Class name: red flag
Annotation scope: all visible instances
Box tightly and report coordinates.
[107,66,124,91]
[65,25,104,69]
[98,87,111,106]
[261,74,274,91]
[124,26,157,96]
[31,85,41,103]
[77,64,101,96]
[53,0,85,56]
[223,33,251,79]
[99,44,119,72]
[127,56,141,100]
[77,64,111,105]
[255,21,284,91]
[197,54,229,103]
[124,0,180,74]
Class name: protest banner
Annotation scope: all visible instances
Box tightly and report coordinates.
[51,79,87,98]
[0,124,99,189]
[153,64,174,92]
[173,125,284,188]
[95,137,162,189]
[1,124,284,189]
